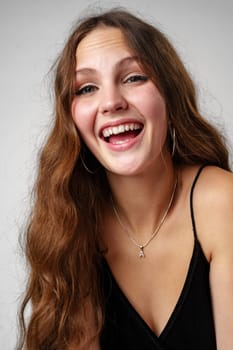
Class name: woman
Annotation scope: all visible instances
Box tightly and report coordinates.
[19,9,233,350]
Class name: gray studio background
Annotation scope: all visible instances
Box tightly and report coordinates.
[0,0,232,348]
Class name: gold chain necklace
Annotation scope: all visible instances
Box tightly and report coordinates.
[111,176,178,258]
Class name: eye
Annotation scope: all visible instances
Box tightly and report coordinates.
[75,84,98,96]
[124,74,148,84]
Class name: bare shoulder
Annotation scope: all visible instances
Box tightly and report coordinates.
[180,164,233,206]
[180,165,233,260]
[196,167,233,349]
[200,165,233,188]
[191,165,233,258]
[196,166,233,211]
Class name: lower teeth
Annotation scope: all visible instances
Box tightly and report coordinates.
[111,139,129,145]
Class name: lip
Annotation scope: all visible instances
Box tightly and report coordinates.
[99,118,144,138]
[100,123,144,152]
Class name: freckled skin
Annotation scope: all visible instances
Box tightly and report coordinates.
[72,27,168,176]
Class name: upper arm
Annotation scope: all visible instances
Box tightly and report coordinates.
[197,167,233,350]
[210,200,233,350]
[210,247,233,350]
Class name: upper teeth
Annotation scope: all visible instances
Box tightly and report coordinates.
[102,123,141,138]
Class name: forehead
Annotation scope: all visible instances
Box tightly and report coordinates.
[76,26,133,64]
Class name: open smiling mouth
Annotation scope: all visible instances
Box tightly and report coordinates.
[101,122,143,145]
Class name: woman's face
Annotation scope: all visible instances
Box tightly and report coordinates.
[72,26,168,176]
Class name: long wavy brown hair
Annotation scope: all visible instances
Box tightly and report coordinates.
[18,8,230,350]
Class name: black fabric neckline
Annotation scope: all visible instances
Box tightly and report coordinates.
[103,238,208,342]
[102,165,209,342]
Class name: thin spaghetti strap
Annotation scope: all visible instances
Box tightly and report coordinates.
[190,165,207,239]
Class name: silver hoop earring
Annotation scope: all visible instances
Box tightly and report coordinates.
[80,152,100,174]
[171,128,176,157]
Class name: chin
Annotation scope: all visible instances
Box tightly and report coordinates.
[105,163,145,177]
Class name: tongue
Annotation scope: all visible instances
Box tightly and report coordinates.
[109,130,138,144]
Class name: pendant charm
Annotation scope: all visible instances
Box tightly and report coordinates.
[139,246,145,258]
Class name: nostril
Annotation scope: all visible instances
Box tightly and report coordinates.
[100,95,128,114]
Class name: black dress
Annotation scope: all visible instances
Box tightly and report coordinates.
[100,166,217,349]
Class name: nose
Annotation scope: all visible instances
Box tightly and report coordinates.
[99,85,128,115]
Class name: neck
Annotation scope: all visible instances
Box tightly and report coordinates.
[106,158,177,240]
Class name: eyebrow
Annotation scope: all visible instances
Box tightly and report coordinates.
[75,55,140,75]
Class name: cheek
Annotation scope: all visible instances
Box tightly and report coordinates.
[71,99,95,137]
[148,99,166,124]
[138,89,168,145]
[154,103,168,145]
[136,91,167,127]
[149,88,166,115]
[132,83,166,119]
